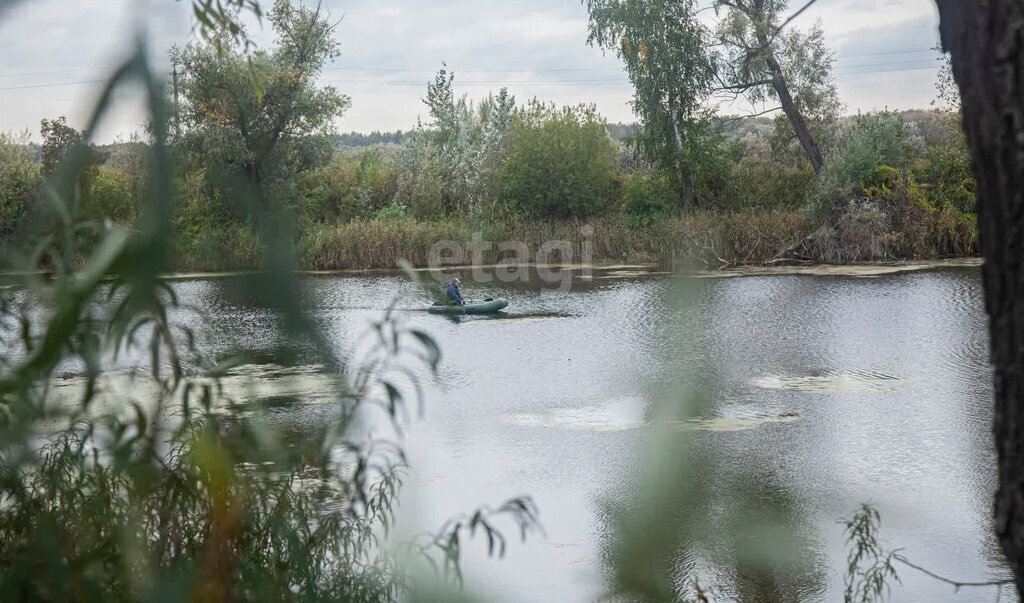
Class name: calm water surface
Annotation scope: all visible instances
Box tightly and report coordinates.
[47,267,1015,601]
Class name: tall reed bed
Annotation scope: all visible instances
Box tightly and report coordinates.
[167,208,977,273]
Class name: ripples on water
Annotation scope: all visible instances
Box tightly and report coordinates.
[2,266,1009,601]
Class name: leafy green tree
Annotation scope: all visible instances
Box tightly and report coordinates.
[477,88,516,138]
[85,166,134,223]
[584,0,728,202]
[713,0,841,175]
[933,44,960,114]
[394,68,514,217]
[105,135,150,224]
[0,131,39,238]
[172,0,350,216]
[39,116,82,176]
[498,101,619,218]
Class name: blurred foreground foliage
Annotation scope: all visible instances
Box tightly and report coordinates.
[0,3,541,601]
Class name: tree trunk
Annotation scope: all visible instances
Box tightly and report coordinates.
[936,0,1024,593]
[764,54,824,175]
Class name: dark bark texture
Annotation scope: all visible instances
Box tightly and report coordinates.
[742,0,825,174]
[936,0,1024,593]
[764,53,824,175]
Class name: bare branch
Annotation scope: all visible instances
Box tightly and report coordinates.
[768,0,820,43]
[717,106,783,127]
[894,556,1014,590]
[715,79,774,91]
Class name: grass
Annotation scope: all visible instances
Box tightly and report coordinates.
[170,211,823,272]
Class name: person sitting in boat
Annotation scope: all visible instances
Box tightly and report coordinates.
[446,277,465,305]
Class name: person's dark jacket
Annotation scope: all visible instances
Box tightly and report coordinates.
[446,282,464,304]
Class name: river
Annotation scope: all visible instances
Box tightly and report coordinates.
[17,263,1013,601]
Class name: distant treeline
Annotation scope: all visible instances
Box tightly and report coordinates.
[332,131,408,148]
[331,123,641,150]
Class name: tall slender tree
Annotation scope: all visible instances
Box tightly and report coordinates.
[585,0,727,202]
[713,0,840,174]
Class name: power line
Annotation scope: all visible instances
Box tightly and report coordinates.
[324,78,629,83]
[838,48,939,58]
[835,58,939,71]
[0,79,108,91]
[0,49,942,80]
[0,65,118,79]
[839,65,938,76]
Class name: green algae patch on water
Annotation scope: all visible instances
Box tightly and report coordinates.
[42,364,349,428]
[504,402,799,433]
[755,374,905,394]
[695,258,983,279]
[677,415,801,432]
[596,270,674,279]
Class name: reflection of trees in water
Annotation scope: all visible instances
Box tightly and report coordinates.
[597,276,827,601]
[599,434,826,601]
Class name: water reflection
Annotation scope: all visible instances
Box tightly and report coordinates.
[4,265,1007,601]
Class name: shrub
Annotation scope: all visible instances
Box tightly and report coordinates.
[797,167,979,262]
[725,157,816,211]
[298,149,398,223]
[813,112,915,217]
[85,166,133,223]
[916,114,975,213]
[373,201,410,222]
[0,132,39,237]
[390,76,513,218]
[622,170,676,218]
[498,101,620,219]
[390,139,448,220]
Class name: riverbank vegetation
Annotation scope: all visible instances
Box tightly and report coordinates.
[0,1,976,272]
[0,0,1014,600]
[0,3,542,599]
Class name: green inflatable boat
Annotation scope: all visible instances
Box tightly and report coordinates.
[428,298,508,315]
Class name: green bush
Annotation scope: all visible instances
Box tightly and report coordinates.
[916,114,975,213]
[0,133,39,237]
[173,168,236,241]
[498,101,620,219]
[373,201,410,222]
[299,148,398,223]
[622,170,676,218]
[865,167,977,258]
[813,112,915,217]
[725,157,816,211]
[85,166,133,223]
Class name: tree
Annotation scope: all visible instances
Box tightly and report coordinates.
[713,0,840,175]
[479,87,516,135]
[936,0,1024,594]
[172,0,350,216]
[584,0,728,202]
[0,131,38,238]
[39,116,82,177]
[393,68,513,216]
[932,43,960,114]
[107,134,150,224]
[498,101,619,218]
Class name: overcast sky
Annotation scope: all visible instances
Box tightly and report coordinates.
[0,0,944,142]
